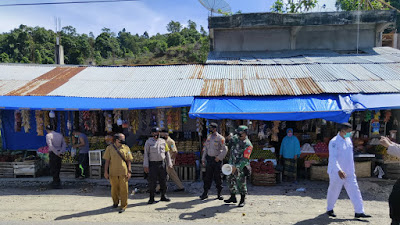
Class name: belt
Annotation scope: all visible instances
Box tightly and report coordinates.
[149,161,163,164]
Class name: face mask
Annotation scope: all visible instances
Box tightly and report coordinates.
[344,132,352,138]
[287,133,293,137]
[74,135,79,138]
[119,140,126,145]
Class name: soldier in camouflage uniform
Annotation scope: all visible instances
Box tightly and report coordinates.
[224,125,253,207]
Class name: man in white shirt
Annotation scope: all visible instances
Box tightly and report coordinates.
[46,124,66,189]
[380,136,400,225]
[326,123,371,218]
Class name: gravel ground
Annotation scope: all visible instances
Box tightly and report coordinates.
[0,177,396,225]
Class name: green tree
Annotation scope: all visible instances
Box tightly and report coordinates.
[271,0,317,13]
[167,32,185,47]
[0,52,10,63]
[166,21,182,33]
[187,20,197,30]
[95,28,121,59]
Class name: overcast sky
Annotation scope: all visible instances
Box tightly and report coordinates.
[0,0,338,36]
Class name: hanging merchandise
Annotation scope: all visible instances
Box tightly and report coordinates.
[98,111,105,133]
[60,111,66,136]
[113,110,122,127]
[221,119,226,137]
[384,110,392,123]
[82,111,91,131]
[166,109,173,132]
[67,112,72,136]
[150,110,157,127]
[129,110,139,134]
[371,111,381,135]
[280,121,286,130]
[43,111,50,128]
[173,108,181,131]
[14,110,22,132]
[258,123,266,140]
[140,110,148,132]
[181,107,188,124]
[196,118,204,136]
[91,111,98,134]
[21,110,31,133]
[271,121,280,142]
[104,112,113,132]
[364,110,372,122]
[157,109,165,129]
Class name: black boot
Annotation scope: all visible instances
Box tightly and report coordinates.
[200,191,208,200]
[238,194,245,207]
[217,190,224,200]
[160,192,171,202]
[224,194,237,203]
[148,193,155,204]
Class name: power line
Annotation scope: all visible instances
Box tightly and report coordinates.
[0,0,139,7]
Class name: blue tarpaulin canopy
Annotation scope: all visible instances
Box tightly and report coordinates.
[189,95,354,123]
[350,93,400,110]
[0,96,193,110]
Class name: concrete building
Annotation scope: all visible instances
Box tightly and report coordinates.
[208,10,397,52]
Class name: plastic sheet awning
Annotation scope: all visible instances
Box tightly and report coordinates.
[189,95,354,123]
[350,93,400,110]
[0,96,193,110]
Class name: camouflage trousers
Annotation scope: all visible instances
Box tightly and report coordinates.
[227,171,247,195]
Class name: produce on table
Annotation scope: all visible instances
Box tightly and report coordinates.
[61,151,76,164]
[250,149,276,160]
[305,154,321,162]
[131,151,144,163]
[250,159,275,174]
[313,142,329,153]
[130,145,143,152]
[175,153,196,166]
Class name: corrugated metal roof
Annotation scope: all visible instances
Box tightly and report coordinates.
[2,47,400,98]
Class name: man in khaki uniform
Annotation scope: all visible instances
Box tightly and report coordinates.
[200,122,227,200]
[103,133,133,213]
[144,127,173,204]
[160,129,185,192]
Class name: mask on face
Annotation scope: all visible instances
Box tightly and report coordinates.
[119,140,126,145]
[74,135,79,138]
[344,132,352,138]
[287,133,293,137]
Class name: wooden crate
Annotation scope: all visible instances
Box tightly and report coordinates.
[310,165,329,181]
[13,160,40,178]
[131,163,144,178]
[89,165,102,179]
[251,173,276,186]
[0,162,14,178]
[355,161,371,178]
[60,163,77,178]
[175,165,196,181]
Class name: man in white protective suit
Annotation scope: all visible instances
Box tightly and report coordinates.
[326,122,371,219]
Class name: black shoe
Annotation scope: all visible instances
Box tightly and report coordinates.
[217,195,224,200]
[355,213,371,218]
[174,188,185,192]
[224,194,237,203]
[119,208,125,213]
[160,196,171,202]
[148,198,155,204]
[112,204,118,208]
[237,194,245,207]
[155,191,160,195]
[327,210,336,217]
[200,193,208,200]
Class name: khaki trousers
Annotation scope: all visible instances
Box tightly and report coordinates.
[156,166,184,191]
[109,175,129,209]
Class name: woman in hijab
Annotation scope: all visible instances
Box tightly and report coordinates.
[280,128,301,183]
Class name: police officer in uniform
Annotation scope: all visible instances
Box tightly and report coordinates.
[224,125,253,207]
[326,123,371,218]
[144,127,173,204]
[200,122,227,200]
